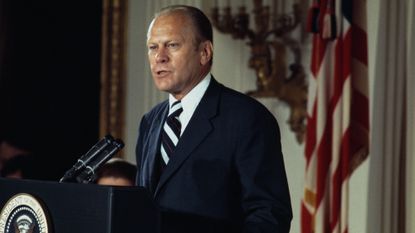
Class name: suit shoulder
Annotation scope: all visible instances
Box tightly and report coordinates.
[215,83,282,137]
[219,85,275,118]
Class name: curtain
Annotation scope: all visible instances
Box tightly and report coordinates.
[367,0,414,232]
[405,0,415,232]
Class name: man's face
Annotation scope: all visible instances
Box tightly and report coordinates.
[147,13,211,99]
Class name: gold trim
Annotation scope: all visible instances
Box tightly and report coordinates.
[211,1,308,143]
[0,193,50,233]
[100,0,128,156]
[304,188,316,207]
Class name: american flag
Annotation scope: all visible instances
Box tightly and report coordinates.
[301,0,369,233]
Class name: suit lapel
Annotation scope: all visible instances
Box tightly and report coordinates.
[145,102,168,195]
[155,78,221,197]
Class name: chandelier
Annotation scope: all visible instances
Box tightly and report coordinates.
[211,0,308,143]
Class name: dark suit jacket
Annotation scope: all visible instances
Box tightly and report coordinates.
[136,78,292,233]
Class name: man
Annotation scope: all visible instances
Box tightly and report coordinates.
[135,5,292,233]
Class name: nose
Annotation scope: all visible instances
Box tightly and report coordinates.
[155,48,169,63]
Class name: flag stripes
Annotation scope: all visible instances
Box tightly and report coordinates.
[302,0,369,232]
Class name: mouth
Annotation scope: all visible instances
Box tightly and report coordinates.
[155,70,170,76]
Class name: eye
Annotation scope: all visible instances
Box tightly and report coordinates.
[167,43,179,48]
[148,44,157,51]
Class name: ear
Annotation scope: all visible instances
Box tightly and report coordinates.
[200,41,213,66]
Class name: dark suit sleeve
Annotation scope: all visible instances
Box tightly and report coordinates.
[234,108,292,233]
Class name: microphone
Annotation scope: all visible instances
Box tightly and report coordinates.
[75,139,124,184]
[59,135,115,183]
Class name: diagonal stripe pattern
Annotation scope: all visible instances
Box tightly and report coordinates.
[161,101,183,166]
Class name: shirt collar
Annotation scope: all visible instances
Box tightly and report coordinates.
[168,73,212,113]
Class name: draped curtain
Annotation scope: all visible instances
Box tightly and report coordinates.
[405,1,415,232]
[367,0,415,232]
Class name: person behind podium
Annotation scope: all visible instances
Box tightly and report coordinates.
[95,158,137,186]
[135,5,292,233]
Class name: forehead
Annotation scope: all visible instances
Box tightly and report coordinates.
[147,13,194,41]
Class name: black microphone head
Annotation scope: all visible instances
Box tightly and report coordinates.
[113,139,124,149]
[74,138,125,184]
[104,134,115,142]
[59,135,116,183]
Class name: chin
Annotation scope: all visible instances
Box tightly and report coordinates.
[155,84,172,93]
[154,80,173,92]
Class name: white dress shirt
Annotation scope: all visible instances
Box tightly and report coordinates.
[167,73,212,136]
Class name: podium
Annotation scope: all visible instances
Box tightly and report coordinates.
[0,178,159,233]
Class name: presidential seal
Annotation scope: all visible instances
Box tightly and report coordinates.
[0,193,50,233]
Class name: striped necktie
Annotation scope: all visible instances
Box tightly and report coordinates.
[161,101,183,166]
